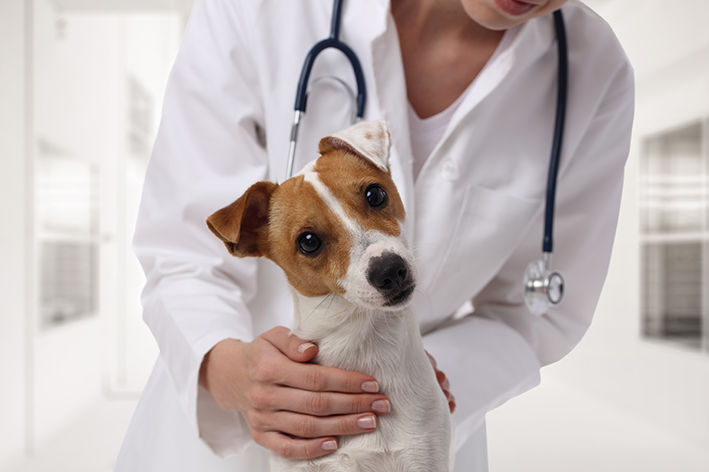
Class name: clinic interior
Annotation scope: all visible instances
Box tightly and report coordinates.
[1,0,709,471]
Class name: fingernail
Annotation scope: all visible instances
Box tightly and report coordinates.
[298,342,316,354]
[321,440,338,451]
[361,381,379,393]
[357,415,376,429]
[371,399,390,414]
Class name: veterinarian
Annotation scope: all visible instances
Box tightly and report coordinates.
[115,0,634,470]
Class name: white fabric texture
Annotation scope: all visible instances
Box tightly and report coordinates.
[115,0,634,470]
[407,23,521,180]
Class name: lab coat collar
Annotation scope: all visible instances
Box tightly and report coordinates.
[424,12,558,175]
[361,3,559,247]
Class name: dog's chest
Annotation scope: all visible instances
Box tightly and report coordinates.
[278,310,453,472]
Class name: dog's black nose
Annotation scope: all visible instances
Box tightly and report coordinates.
[367,252,408,291]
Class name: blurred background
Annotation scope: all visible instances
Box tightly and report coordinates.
[1,0,708,471]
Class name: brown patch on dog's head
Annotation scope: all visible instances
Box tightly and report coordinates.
[206,120,410,304]
[264,175,353,298]
[314,149,405,237]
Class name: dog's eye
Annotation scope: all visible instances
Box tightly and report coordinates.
[365,184,387,208]
[298,232,322,255]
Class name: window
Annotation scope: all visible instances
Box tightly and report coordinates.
[36,139,99,329]
[640,122,708,350]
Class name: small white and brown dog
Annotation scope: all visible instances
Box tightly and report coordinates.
[207,120,454,472]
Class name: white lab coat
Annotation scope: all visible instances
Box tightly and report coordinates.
[115,0,634,470]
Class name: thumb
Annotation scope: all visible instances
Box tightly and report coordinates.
[263,326,319,363]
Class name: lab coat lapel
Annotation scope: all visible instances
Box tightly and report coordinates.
[410,16,556,332]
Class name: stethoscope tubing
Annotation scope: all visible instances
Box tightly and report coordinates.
[287,0,367,179]
[293,0,366,118]
[543,9,568,255]
[288,2,569,315]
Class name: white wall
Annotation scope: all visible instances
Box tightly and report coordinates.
[546,0,709,449]
[0,0,28,465]
[28,0,181,445]
[30,0,117,448]
[0,2,183,464]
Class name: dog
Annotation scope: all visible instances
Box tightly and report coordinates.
[206,120,454,472]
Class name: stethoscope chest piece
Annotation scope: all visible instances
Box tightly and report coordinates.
[523,254,565,316]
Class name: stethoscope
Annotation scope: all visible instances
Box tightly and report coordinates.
[287,0,568,317]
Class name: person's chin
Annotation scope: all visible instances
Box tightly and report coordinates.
[462,0,534,30]
[493,0,537,17]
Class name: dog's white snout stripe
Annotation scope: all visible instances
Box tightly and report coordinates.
[303,171,358,235]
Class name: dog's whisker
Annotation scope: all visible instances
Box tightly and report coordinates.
[303,292,334,323]
[285,277,306,299]
[325,292,336,316]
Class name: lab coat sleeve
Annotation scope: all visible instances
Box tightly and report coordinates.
[422,53,635,450]
[132,0,266,457]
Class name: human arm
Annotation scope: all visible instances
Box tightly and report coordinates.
[422,49,635,450]
[134,0,389,459]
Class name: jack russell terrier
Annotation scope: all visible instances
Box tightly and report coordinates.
[206,120,454,472]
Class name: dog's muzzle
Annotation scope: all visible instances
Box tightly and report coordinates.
[366,251,415,307]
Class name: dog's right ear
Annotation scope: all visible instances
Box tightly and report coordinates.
[206,181,277,258]
[319,120,391,172]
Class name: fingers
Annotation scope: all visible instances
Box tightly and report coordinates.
[261,328,380,394]
[430,356,456,413]
[257,431,339,460]
[284,362,382,394]
[262,326,319,363]
[253,410,378,459]
[252,386,390,417]
[252,354,380,396]
[255,410,378,439]
[436,370,451,392]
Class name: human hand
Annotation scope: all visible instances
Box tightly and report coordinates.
[199,326,391,459]
[426,350,456,413]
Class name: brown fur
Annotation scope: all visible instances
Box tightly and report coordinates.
[266,174,353,298]
[314,150,405,237]
[206,181,277,257]
[207,148,405,299]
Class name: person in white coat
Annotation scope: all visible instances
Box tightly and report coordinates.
[115,0,634,470]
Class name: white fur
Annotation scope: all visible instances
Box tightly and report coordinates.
[339,230,416,311]
[277,293,455,472]
[269,170,453,472]
[322,120,391,172]
[303,171,359,236]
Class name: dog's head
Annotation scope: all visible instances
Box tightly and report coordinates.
[207,120,416,311]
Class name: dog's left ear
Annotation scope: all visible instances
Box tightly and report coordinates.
[318,120,391,172]
[206,181,277,258]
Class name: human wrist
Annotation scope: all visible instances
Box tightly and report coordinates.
[199,338,244,394]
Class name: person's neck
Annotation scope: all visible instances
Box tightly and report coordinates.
[391,0,503,48]
[391,0,505,118]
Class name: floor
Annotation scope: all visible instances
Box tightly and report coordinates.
[486,375,709,472]
[0,397,137,472]
[2,377,708,472]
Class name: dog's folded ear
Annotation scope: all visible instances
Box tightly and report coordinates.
[206,181,277,258]
[318,120,391,172]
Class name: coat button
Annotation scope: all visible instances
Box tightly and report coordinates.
[440,157,459,181]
